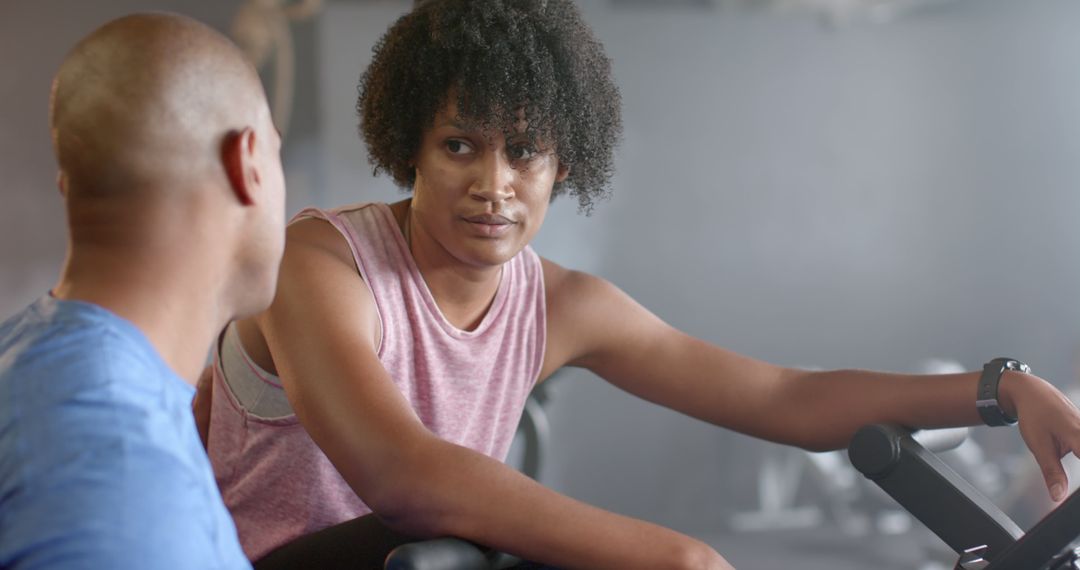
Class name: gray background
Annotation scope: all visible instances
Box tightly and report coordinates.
[5,0,1080,567]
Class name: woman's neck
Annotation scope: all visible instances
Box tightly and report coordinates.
[391,199,502,331]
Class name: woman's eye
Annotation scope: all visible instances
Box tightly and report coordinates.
[446,139,473,155]
[508,145,537,161]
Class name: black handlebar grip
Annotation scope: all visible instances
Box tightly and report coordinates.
[384,538,492,570]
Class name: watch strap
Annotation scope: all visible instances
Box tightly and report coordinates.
[976,357,1028,427]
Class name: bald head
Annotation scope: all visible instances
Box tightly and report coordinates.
[50,12,271,197]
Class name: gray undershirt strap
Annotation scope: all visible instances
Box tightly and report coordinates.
[218,323,294,419]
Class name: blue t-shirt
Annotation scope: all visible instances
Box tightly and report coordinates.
[0,296,251,569]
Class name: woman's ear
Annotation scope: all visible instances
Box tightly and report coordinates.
[220,127,258,206]
[555,162,570,183]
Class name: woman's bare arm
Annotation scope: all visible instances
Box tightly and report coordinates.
[542,258,1080,501]
[257,219,730,569]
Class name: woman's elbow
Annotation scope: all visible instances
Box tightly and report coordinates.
[360,452,464,538]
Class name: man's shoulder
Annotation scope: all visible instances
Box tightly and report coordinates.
[0,308,240,570]
[0,298,166,386]
[0,435,249,570]
[0,299,187,446]
[0,323,189,457]
[2,296,144,356]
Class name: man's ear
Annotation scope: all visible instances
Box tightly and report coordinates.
[221,127,259,206]
[555,162,570,183]
[56,171,68,198]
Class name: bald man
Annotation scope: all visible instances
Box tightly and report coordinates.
[0,13,282,570]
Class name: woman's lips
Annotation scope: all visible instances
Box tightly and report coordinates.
[462,213,515,237]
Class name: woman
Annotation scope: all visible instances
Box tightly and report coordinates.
[199,1,1080,568]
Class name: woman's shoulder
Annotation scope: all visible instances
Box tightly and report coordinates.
[284,215,357,269]
[540,257,609,299]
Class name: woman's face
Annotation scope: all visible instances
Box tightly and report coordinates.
[409,100,568,269]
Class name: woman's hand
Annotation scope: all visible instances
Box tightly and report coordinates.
[1002,371,1080,501]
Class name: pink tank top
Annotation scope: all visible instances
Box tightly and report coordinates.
[206,202,546,560]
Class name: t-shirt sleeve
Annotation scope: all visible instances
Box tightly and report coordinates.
[9,435,245,570]
[2,332,250,570]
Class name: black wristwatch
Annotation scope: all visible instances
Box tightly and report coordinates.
[976,357,1029,427]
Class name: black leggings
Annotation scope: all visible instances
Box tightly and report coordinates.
[254,515,416,570]
[253,514,556,570]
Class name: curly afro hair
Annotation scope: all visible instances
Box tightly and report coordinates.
[358,0,622,213]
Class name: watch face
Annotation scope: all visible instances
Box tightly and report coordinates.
[1004,360,1031,374]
